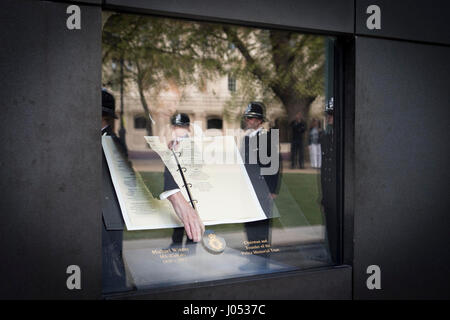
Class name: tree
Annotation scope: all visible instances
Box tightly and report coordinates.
[103,14,223,135]
[102,13,325,128]
[219,26,325,122]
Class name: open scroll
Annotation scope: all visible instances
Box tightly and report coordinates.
[102,135,267,231]
[102,136,182,230]
[145,135,267,226]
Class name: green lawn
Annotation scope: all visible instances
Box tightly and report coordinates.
[275,172,323,226]
[123,171,323,240]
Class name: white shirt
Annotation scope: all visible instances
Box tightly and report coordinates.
[245,126,264,138]
[159,134,190,200]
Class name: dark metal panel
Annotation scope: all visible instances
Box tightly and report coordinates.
[354,37,450,299]
[342,38,355,266]
[70,0,102,4]
[356,0,450,45]
[0,0,102,299]
[107,266,352,300]
[104,0,354,34]
[43,0,102,4]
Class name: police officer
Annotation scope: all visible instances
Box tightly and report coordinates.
[160,113,205,246]
[320,98,337,263]
[290,112,306,169]
[101,88,127,293]
[241,102,281,250]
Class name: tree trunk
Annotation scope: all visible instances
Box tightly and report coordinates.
[276,88,315,123]
[224,27,317,123]
[268,30,316,123]
[135,62,153,136]
[136,82,153,136]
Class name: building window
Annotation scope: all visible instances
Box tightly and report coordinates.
[134,115,147,129]
[207,117,223,129]
[228,75,236,92]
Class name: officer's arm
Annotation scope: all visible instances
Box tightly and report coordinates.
[167,192,205,242]
[161,166,204,242]
[163,166,179,191]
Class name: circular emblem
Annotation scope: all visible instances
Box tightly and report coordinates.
[202,231,226,254]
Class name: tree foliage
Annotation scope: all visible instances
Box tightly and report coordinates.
[102,13,326,126]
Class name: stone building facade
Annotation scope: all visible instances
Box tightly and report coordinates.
[110,75,324,155]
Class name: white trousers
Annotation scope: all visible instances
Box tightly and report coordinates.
[309,143,322,168]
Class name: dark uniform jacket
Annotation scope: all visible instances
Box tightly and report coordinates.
[290,120,306,144]
[102,125,125,230]
[320,125,338,263]
[163,166,179,193]
[320,125,336,212]
[242,128,281,218]
[101,125,127,293]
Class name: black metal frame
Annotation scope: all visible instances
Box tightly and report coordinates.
[2,0,448,299]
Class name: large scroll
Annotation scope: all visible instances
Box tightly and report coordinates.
[102,135,267,231]
[102,136,181,230]
[145,136,267,226]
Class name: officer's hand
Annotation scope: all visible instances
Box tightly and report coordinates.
[270,193,277,199]
[167,191,205,242]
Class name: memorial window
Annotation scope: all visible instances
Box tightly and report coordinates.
[101,11,339,294]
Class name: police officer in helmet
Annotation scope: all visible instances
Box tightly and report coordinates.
[168,112,191,149]
[241,102,281,256]
[101,88,127,293]
[161,112,205,246]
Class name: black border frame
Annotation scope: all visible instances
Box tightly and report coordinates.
[100,5,355,300]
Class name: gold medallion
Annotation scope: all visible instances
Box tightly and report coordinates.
[202,231,226,254]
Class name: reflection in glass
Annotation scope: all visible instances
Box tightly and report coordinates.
[101,12,337,293]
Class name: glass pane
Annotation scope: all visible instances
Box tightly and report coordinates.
[101,11,338,294]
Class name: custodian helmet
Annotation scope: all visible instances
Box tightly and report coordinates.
[325,97,334,115]
[243,101,266,121]
[102,88,118,119]
[171,112,190,127]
